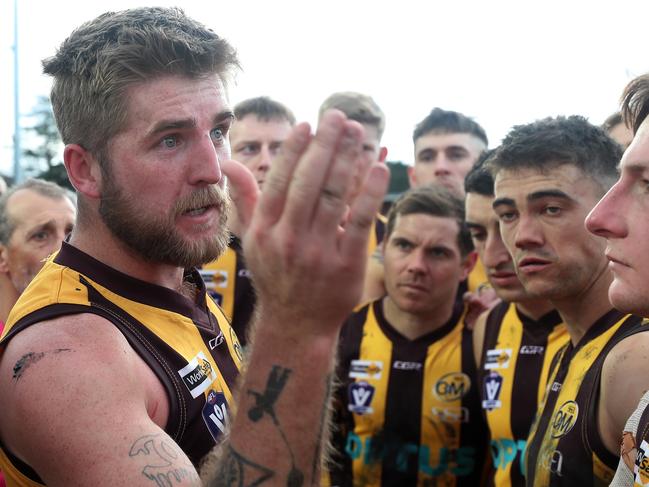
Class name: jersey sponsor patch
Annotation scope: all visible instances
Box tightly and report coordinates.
[202,389,230,441]
[200,269,229,289]
[348,381,375,414]
[481,371,503,410]
[349,360,383,380]
[485,348,512,369]
[393,360,422,371]
[178,351,218,398]
[519,345,545,355]
[551,400,579,438]
[550,381,562,392]
[635,439,649,486]
[431,406,470,423]
[208,330,225,350]
[433,372,471,402]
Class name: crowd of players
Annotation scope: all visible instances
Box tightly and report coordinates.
[1,6,649,487]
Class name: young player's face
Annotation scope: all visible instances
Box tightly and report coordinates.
[383,213,472,316]
[230,115,293,189]
[465,192,529,303]
[99,74,232,268]
[0,190,76,294]
[493,165,608,301]
[409,132,485,196]
[586,119,649,316]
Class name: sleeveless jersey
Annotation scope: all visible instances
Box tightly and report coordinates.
[199,236,254,346]
[479,302,568,487]
[327,299,488,486]
[0,242,243,487]
[525,310,646,487]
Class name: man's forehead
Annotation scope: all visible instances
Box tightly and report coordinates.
[620,121,649,172]
[465,193,495,219]
[415,130,484,150]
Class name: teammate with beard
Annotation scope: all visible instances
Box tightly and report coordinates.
[326,185,487,487]
[490,116,649,486]
[464,156,568,487]
[0,7,389,487]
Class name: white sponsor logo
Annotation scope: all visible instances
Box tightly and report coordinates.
[393,361,422,371]
[349,360,383,380]
[178,351,217,398]
[208,330,225,350]
[485,348,512,369]
[520,345,545,355]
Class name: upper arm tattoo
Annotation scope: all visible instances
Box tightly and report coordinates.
[12,348,73,381]
[129,434,199,486]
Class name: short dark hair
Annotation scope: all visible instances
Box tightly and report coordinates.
[386,185,473,257]
[488,115,622,193]
[464,149,496,196]
[319,92,386,139]
[602,112,624,133]
[413,108,488,146]
[0,179,76,244]
[234,96,295,125]
[621,73,649,134]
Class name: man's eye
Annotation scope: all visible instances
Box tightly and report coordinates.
[32,231,48,241]
[162,136,177,148]
[470,231,487,242]
[211,127,225,143]
[498,211,517,223]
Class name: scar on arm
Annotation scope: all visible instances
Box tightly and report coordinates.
[12,348,73,381]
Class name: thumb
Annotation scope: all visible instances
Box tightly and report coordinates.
[221,159,260,236]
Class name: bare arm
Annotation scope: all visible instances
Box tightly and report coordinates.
[599,331,649,455]
[203,110,389,485]
[0,315,201,487]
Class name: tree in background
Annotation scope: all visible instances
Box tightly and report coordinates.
[20,96,73,190]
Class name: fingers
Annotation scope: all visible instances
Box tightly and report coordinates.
[283,110,357,230]
[221,159,259,236]
[311,122,365,236]
[340,163,390,261]
[257,122,312,226]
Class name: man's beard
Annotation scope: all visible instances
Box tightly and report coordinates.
[98,174,231,269]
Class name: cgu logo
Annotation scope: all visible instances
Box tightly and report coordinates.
[551,401,579,438]
[434,372,471,402]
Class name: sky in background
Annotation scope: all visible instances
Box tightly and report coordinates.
[2,0,648,178]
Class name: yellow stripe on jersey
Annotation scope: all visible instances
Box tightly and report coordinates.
[420,309,471,486]
[200,246,238,321]
[467,257,487,293]
[350,304,393,485]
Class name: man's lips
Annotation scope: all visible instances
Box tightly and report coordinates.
[399,282,428,293]
[517,256,552,274]
[605,251,629,268]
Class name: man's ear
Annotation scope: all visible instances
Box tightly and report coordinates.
[460,251,478,282]
[407,165,417,188]
[378,147,388,163]
[64,144,102,199]
[0,245,10,274]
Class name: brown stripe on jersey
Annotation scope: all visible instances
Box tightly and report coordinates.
[480,301,510,371]
[511,308,562,440]
[195,313,241,397]
[329,303,370,486]
[54,242,215,329]
[460,323,489,486]
[373,300,427,485]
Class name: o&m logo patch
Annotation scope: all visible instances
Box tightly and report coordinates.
[434,372,471,402]
[551,400,579,438]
